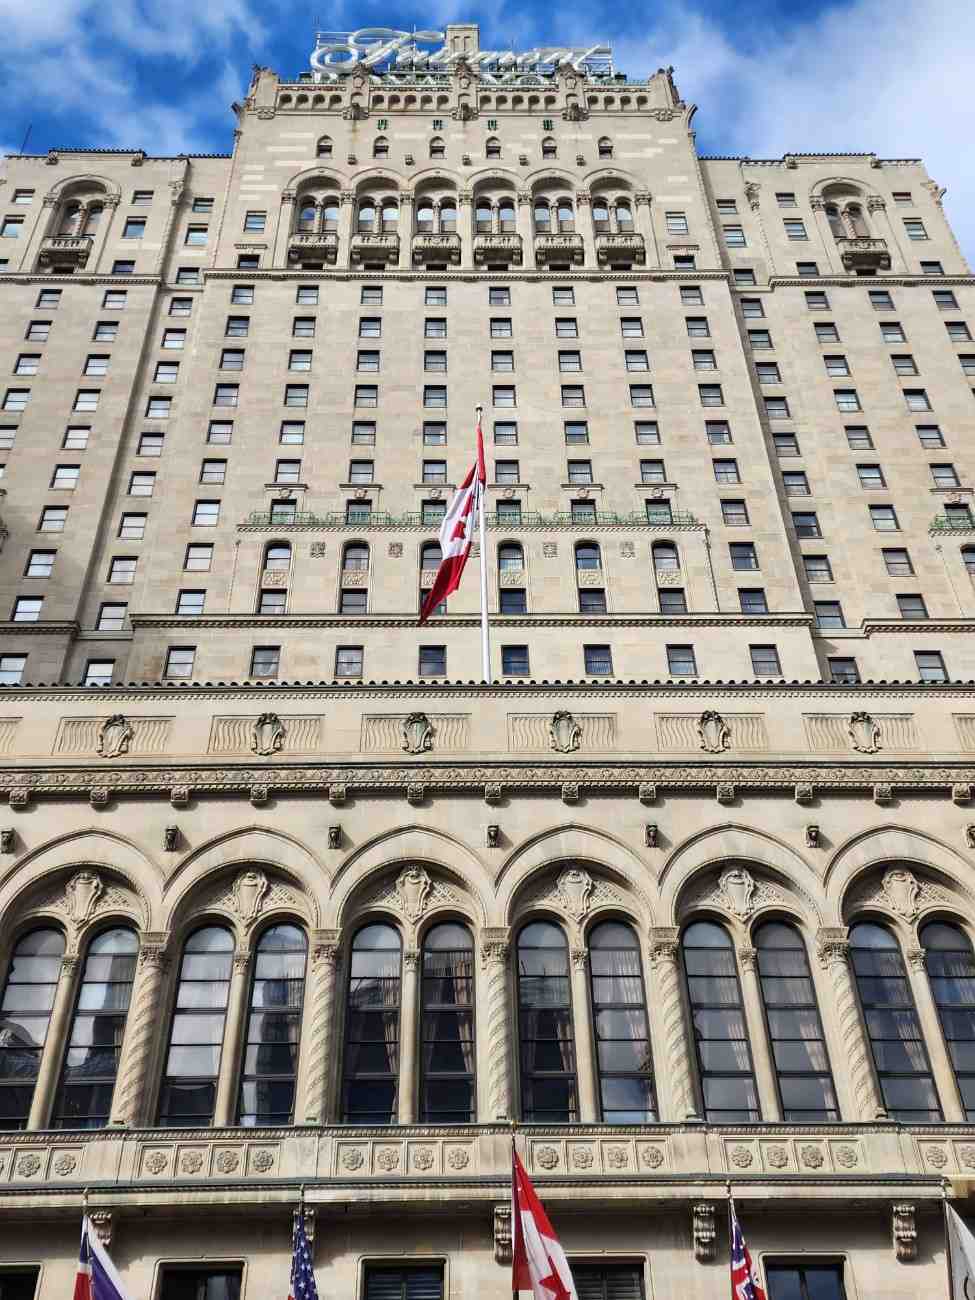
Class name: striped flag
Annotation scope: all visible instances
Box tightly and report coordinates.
[418,414,486,622]
[289,1213,319,1300]
[512,1146,578,1300]
[730,1202,766,1300]
[74,1216,134,1300]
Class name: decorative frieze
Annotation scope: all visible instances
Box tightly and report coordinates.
[54,716,171,757]
[804,713,919,753]
[508,713,616,752]
[209,715,322,755]
[655,712,767,752]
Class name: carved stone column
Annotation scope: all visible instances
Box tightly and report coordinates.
[28,953,81,1130]
[905,947,964,1122]
[648,928,700,1121]
[807,198,843,276]
[398,949,420,1124]
[273,190,296,267]
[575,191,597,269]
[398,191,414,269]
[570,948,598,1122]
[517,191,535,269]
[298,930,341,1124]
[458,189,474,270]
[110,933,171,1127]
[736,946,780,1122]
[480,929,512,1120]
[816,929,886,1120]
[213,948,252,1127]
[634,191,660,268]
[338,190,356,268]
[88,195,120,276]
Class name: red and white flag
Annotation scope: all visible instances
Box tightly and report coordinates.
[418,414,486,623]
[512,1147,578,1300]
[730,1202,766,1300]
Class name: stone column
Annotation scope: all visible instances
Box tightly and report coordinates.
[213,947,252,1127]
[273,190,296,267]
[905,946,965,1123]
[398,191,414,270]
[89,195,120,276]
[575,191,597,270]
[458,189,474,270]
[480,929,512,1120]
[110,932,171,1127]
[299,930,341,1124]
[517,190,535,270]
[868,196,910,274]
[816,929,887,1120]
[338,190,355,268]
[808,198,843,276]
[634,191,659,268]
[27,953,81,1130]
[648,927,700,1121]
[737,946,781,1121]
[397,948,420,1123]
[570,947,598,1122]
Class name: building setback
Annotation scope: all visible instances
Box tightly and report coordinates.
[0,20,973,1300]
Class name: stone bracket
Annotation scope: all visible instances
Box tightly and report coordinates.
[693,1203,716,1262]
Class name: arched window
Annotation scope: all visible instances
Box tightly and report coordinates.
[237,924,307,1126]
[321,198,339,232]
[847,204,868,238]
[52,928,137,1129]
[616,201,633,230]
[486,137,501,160]
[429,137,445,159]
[83,205,103,236]
[921,921,975,1120]
[316,136,332,157]
[381,202,398,232]
[849,920,940,1122]
[517,921,577,1121]
[598,137,613,159]
[343,923,401,1123]
[825,204,846,240]
[557,198,575,233]
[541,137,557,160]
[158,926,234,1127]
[498,542,524,571]
[589,921,655,1122]
[652,541,680,571]
[357,201,376,233]
[476,202,493,234]
[264,542,291,571]
[297,201,317,232]
[373,136,389,159]
[0,928,65,1129]
[420,542,442,570]
[498,201,516,234]
[592,199,611,232]
[416,202,435,235]
[59,203,82,236]
[575,541,601,570]
[754,921,838,1122]
[682,920,760,1121]
[534,203,551,234]
[964,546,975,575]
[440,201,457,234]
[420,922,475,1122]
[343,541,370,571]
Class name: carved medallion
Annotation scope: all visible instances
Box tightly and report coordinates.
[396,865,433,921]
[882,868,921,919]
[251,712,286,757]
[555,867,594,921]
[97,714,133,759]
[401,712,434,755]
[697,710,731,754]
[65,871,104,925]
[848,711,882,754]
[549,710,582,754]
[231,870,269,925]
[720,866,756,919]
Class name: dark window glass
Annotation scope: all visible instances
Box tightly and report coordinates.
[158,927,234,1127]
[922,922,975,1121]
[766,1263,846,1300]
[237,924,307,1126]
[343,924,401,1123]
[518,921,577,1121]
[420,923,475,1123]
[363,1265,443,1300]
[850,920,941,1122]
[0,929,65,1129]
[158,1267,243,1300]
[573,1263,644,1300]
[589,922,655,1123]
[52,928,137,1129]
[682,919,760,1122]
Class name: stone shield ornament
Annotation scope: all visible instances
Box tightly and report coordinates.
[231,870,269,924]
[65,871,104,925]
[549,710,582,754]
[97,714,133,759]
[882,868,920,920]
[251,712,286,757]
[555,867,594,921]
[848,711,881,754]
[401,712,434,755]
[396,865,433,921]
[697,710,731,754]
[719,867,756,919]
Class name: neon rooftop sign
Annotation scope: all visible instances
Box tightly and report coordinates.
[310,28,613,83]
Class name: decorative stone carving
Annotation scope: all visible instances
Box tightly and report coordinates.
[0,828,14,853]
[834,1146,859,1168]
[645,823,658,848]
[97,714,133,759]
[484,782,502,804]
[535,1146,559,1170]
[893,1204,917,1262]
[639,782,657,804]
[180,1150,204,1174]
[376,1147,400,1171]
[959,1145,975,1169]
[952,783,972,804]
[494,1204,512,1265]
[90,1211,112,1248]
[874,783,893,804]
[164,826,179,852]
[251,712,286,756]
[446,1148,469,1170]
[795,783,814,804]
[561,782,580,803]
[9,788,29,810]
[144,1152,168,1175]
[412,1147,434,1171]
[327,825,341,849]
[401,712,434,754]
[249,784,269,806]
[805,824,820,848]
[170,785,190,807]
[231,870,269,925]
[549,709,582,754]
[89,787,110,808]
[848,711,882,754]
[766,1146,789,1169]
[720,867,755,918]
[407,783,425,805]
[716,783,735,805]
[571,1147,594,1169]
[396,865,433,920]
[640,1145,665,1169]
[693,1204,716,1262]
[729,1146,753,1168]
[486,824,500,848]
[53,1153,77,1175]
[968,826,975,850]
[342,1148,365,1171]
[801,1145,825,1169]
[16,1154,41,1178]
[554,867,594,920]
[697,710,731,754]
[329,783,347,805]
[744,181,761,211]
[605,1145,628,1169]
[854,867,947,921]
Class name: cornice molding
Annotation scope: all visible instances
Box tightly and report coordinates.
[129,613,814,630]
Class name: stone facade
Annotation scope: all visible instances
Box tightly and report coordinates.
[0,21,972,1300]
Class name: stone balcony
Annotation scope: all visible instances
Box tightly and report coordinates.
[350,233,400,265]
[836,236,891,272]
[411,233,461,265]
[474,233,523,266]
[36,235,93,270]
[595,232,646,265]
[287,232,338,265]
[534,233,585,266]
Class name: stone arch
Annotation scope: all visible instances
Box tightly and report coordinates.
[351,169,404,192]
[284,165,345,193]
[810,175,882,202]
[584,166,640,190]
[45,173,120,202]
[467,166,523,191]
[5,862,149,956]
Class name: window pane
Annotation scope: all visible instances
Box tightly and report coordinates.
[237,925,306,1126]
[518,922,577,1121]
[343,924,401,1123]
[420,923,475,1123]
[589,922,655,1122]
[158,928,233,1126]
[0,929,65,1129]
[683,920,759,1121]
[922,922,975,1120]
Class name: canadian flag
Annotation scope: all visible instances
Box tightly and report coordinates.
[418,415,486,623]
[512,1147,578,1300]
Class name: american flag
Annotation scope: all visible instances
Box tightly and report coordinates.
[289,1214,319,1300]
[730,1203,766,1300]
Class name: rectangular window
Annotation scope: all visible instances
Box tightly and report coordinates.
[258,588,286,615]
[869,290,895,310]
[897,594,928,620]
[723,224,746,246]
[39,507,67,532]
[805,291,829,310]
[823,355,850,377]
[620,318,644,338]
[564,421,588,445]
[948,321,973,342]
[667,644,697,677]
[357,350,381,372]
[814,600,845,629]
[903,219,928,240]
[161,329,186,351]
[176,589,206,617]
[905,389,931,411]
[844,426,872,449]
[335,646,363,678]
[500,645,530,676]
[765,1263,846,1300]
[84,355,109,378]
[880,322,905,343]
[883,548,914,576]
[558,350,582,373]
[554,318,578,339]
[749,330,772,350]
[722,500,750,526]
[639,459,666,484]
[665,212,688,235]
[12,597,42,622]
[198,459,226,485]
[424,318,447,339]
[62,426,89,450]
[354,385,378,408]
[231,285,254,305]
[25,549,55,579]
[184,225,208,245]
[83,659,114,687]
[740,298,764,319]
[240,255,262,269]
[915,651,948,682]
[164,647,196,679]
[673,254,696,270]
[916,424,945,448]
[154,362,178,384]
[645,500,672,525]
[680,285,704,305]
[783,219,808,240]
[348,460,374,484]
[625,350,649,371]
[892,354,919,376]
[856,464,885,489]
[224,316,249,338]
[922,261,945,275]
[934,290,959,310]
[26,320,51,341]
[960,354,975,376]
[97,603,127,631]
[421,421,446,446]
[739,587,768,614]
[243,210,266,232]
[122,217,146,239]
[834,389,861,412]
[0,656,26,686]
[634,421,660,445]
[774,434,800,457]
[492,386,515,408]
[422,460,447,484]
[730,542,759,569]
[577,588,606,614]
[424,350,447,372]
[220,349,244,371]
[285,384,309,407]
[108,557,137,585]
[706,421,732,445]
[93,321,118,342]
[713,458,740,483]
[734,269,757,285]
[38,288,62,307]
[339,589,367,615]
[184,545,213,572]
[292,317,316,339]
[494,460,520,485]
[584,645,613,676]
[0,218,23,238]
[118,513,146,540]
[250,646,280,678]
[425,385,448,408]
[755,363,780,383]
[870,505,899,531]
[52,465,80,490]
[211,385,237,409]
[192,500,220,527]
[829,657,860,684]
[14,355,39,376]
[500,588,528,615]
[764,397,790,419]
[686,317,710,338]
[419,646,446,677]
[629,385,653,408]
[750,645,781,676]
[803,555,833,582]
[616,286,639,305]
[814,322,840,343]
[296,286,319,305]
[490,317,514,339]
[421,501,445,525]
[931,462,960,488]
[206,420,233,445]
[699,385,724,407]
[567,460,593,485]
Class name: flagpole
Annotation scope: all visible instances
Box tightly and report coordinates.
[944,1178,956,1300]
[476,403,491,682]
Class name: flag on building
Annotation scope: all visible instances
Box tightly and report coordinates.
[730,1202,766,1300]
[947,1205,975,1298]
[289,1212,320,1300]
[418,415,486,623]
[73,1216,134,1300]
[512,1146,578,1300]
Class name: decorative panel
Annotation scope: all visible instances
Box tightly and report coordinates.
[654,713,767,751]
[508,714,617,751]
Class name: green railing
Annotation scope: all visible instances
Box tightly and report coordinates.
[930,513,975,532]
[242,508,700,530]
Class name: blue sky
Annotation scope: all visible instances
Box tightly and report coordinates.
[2,0,974,255]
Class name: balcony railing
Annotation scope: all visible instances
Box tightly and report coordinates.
[595,232,646,265]
[836,236,891,272]
[411,233,461,265]
[350,233,400,264]
[287,232,339,264]
[37,235,93,270]
[242,508,700,530]
[931,513,975,532]
[474,233,523,265]
[533,233,585,266]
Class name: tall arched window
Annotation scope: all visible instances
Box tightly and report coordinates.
[420,922,475,1122]
[440,201,457,234]
[592,200,611,233]
[373,136,389,159]
[598,137,613,159]
[237,924,307,1126]
[498,201,516,233]
[381,202,398,232]
[652,541,680,571]
[429,137,445,159]
[343,541,370,571]
[486,137,501,159]
[298,201,317,233]
[0,928,65,1129]
[316,136,332,157]
[847,204,868,238]
[517,921,577,1121]
[83,205,103,236]
[754,921,838,1122]
[849,920,941,1122]
[322,198,339,232]
[588,921,655,1121]
[416,202,435,235]
[541,137,557,160]
[343,923,401,1123]
[264,542,291,571]
[557,199,575,233]
[499,542,524,571]
[682,920,760,1121]
[52,927,137,1129]
[534,203,551,234]
[825,205,846,240]
[575,541,601,570]
[921,921,975,1120]
[158,926,234,1127]
[357,201,376,233]
[59,203,82,236]
[616,201,633,230]
[476,202,493,234]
